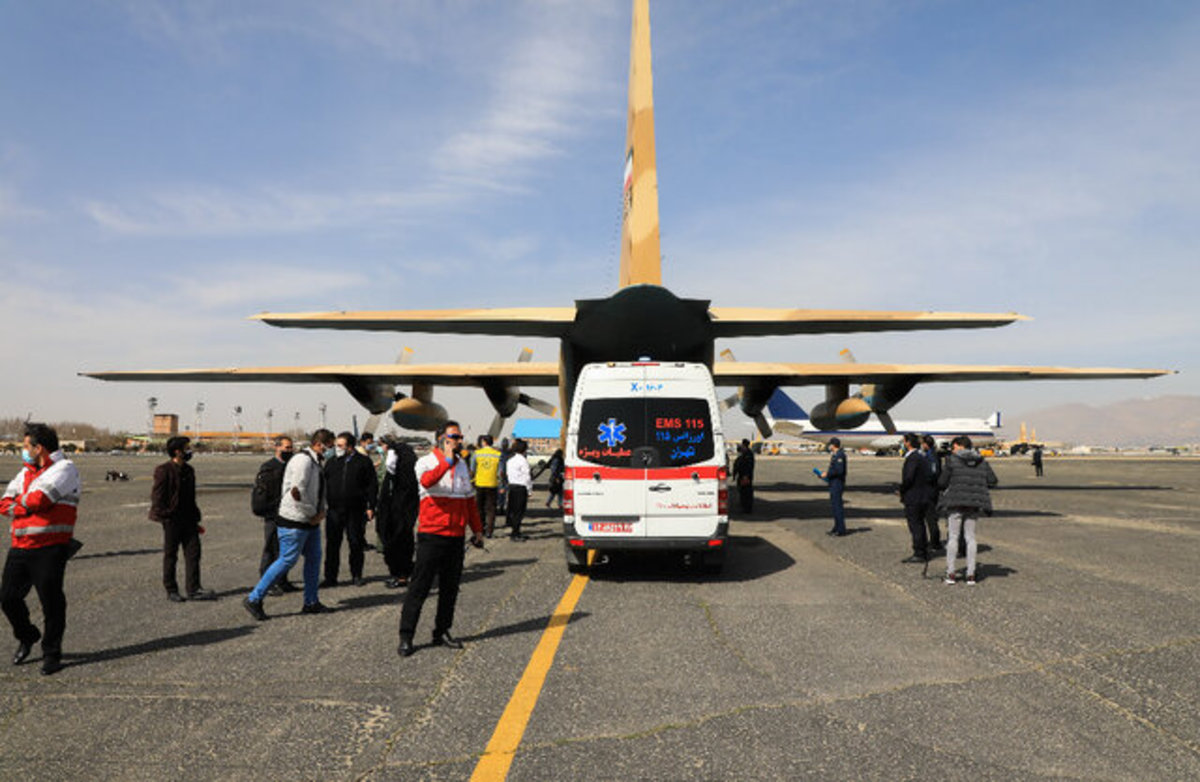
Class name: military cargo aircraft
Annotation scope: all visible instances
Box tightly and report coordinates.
[83,0,1169,434]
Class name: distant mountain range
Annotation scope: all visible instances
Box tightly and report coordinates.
[1003,395,1200,447]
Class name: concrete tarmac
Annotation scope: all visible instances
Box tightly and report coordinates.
[0,453,1196,781]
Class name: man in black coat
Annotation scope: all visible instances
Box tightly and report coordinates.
[898,433,934,563]
[322,432,378,587]
[732,439,755,514]
[149,436,215,602]
[251,435,297,596]
[376,440,419,588]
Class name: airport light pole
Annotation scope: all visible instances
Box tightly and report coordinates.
[195,401,205,446]
[147,396,158,443]
[265,409,273,449]
[319,402,327,431]
[233,406,242,450]
[294,411,301,437]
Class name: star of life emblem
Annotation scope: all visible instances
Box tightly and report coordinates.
[598,418,627,448]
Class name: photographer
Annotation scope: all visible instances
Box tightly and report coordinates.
[398,421,483,657]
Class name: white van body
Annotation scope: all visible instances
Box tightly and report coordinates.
[562,362,728,573]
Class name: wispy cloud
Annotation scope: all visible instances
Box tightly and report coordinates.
[83,185,454,237]
[434,6,618,190]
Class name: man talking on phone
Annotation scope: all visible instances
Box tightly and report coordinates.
[398,421,483,657]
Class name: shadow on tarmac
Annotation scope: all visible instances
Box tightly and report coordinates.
[73,547,159,561]
[461,611,590,643]
[586,534,795,584]
[62,626,256,669]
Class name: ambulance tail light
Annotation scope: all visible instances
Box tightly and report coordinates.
[567,537,585,548]
[707,538,724,548]
[563,470,574,515]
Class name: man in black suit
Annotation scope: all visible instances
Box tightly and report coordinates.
[899,433,934,563]
[322,432,378,587]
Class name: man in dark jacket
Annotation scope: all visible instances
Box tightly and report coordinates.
[376,440,419,588]
[938,435,998,585]
[820,438,848,536]
[150,436,215,602]
[732,439,755,514]
[251,435,297,596]
[322,432,378,587]
[899,433,934,562]
[921,435,945,552]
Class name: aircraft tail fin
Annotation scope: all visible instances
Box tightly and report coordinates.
[618,0,662,288]
[765,388,809,421]
[986,411,1002,428]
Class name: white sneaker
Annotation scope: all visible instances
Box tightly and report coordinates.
[966,573,977,585]
[944,573,957,585]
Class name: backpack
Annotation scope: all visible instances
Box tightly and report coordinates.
[250,460,281,518]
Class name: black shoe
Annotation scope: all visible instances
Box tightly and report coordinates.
[834,531,849,537]
[352,577,367,587]
[301,602,333,614]
[510,533,527,542]
[40,657,63,676]
[12,634,38,666]
[320,578,338,589]
[279,581,300,593]
[266,584,284,597]
[431,632,463,649]
[167,591,186,603]
[242,597,268,621]
[187,589,217,601]
[398,637,415,657]
[384,577,406,589]
[900,555,926,564]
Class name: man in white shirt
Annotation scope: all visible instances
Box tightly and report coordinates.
[505,439,532,542]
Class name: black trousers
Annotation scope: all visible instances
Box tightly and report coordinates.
[260,518,294,584]
[1,544,68,658]
[904,501,931,557]
[737,482,754,513]
[476,487,498,536]
[399,533,465,639]
[162,518,201,595]
[924,498,942,549]
[506,485,529,536]
[325,507,367,581]
[382,512,416,579]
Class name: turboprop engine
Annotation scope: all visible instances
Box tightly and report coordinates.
[807,377,919,432]
[391,394,449,432]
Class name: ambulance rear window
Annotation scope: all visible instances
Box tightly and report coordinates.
[577,397,713,467]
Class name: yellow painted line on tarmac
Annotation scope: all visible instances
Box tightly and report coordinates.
[470,555,592,781]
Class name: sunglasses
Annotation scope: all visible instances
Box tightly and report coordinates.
[445,434,463,440]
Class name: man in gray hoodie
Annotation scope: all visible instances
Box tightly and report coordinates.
[937,435,998,585]
[244,429,335,619]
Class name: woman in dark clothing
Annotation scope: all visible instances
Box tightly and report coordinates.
[544,449,565,509]
[376,441,419,588]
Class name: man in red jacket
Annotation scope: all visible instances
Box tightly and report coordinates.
[0,423,80,675]
[398,421,483,657]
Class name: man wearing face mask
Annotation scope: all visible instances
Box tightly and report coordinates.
[244,428,336,620]
[0,423,80,675]
[150,436,215,602]
[321,432,378,588]
[250,435,297,596]
[398,421,483,657]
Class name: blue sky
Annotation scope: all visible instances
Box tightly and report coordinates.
[1,0,1196,438]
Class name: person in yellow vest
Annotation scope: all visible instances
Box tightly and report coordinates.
[470,435,502,538]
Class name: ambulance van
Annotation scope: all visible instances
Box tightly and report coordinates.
[562,362,728,574]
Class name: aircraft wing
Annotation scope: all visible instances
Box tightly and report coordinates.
[251,308,576,337]
[82,362,561,387]
[709,308,1028,336]
[712,362,1172,386]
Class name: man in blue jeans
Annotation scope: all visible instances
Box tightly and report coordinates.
[244,429,335,620]
[820,438,848,536]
